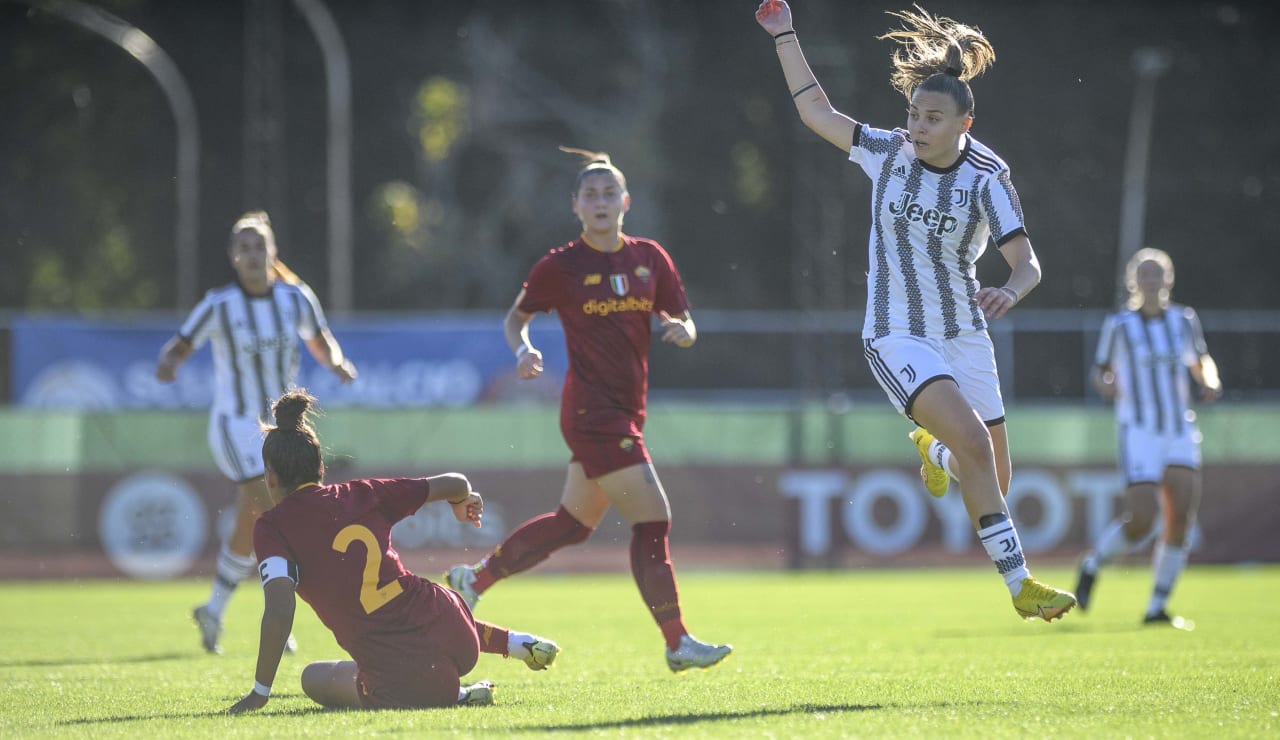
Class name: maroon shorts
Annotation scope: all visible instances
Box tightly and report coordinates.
[561,408,650,479]
[354,582,480,709]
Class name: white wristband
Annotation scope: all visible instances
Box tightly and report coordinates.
[253,681,272,697]
[999,286,1020,304]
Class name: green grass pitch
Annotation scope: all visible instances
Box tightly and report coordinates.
[2,566,1277,737]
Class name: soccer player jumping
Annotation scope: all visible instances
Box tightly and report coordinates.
[757,0,1075,621]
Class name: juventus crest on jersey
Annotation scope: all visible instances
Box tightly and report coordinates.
[179,281,328,420]
[849,125,1026,340]
[1095,306,1208,436]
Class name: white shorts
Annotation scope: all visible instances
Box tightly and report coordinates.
[1117,423,1202,485]
[863,331,1005,424]
[207,413,266,483]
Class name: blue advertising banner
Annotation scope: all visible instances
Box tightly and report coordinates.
[12,315,568,409]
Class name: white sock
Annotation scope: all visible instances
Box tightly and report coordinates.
[507,631,535,661]
[927,439,958,482]
[457,687,467,703]
[1146,541,1189,616]
[207,546,257,618]
[977,517,1030,596]
[1084,518,1135,573]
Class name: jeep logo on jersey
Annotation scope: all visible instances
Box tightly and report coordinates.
[610,274,629,296]
[888,192,959,236]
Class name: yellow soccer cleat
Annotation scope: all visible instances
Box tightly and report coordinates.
[1012,577,1077,622]
[520,638,560,671]
[909,428,950,498]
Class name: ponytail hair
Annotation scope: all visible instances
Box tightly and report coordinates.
[560,145,628,194]
[878,4,995,116]
[261,389,324,491]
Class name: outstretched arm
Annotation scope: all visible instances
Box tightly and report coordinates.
[228,579,296,714]
[756,0,858,151]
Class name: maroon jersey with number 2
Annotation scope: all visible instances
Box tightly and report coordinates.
[519,235,690,477]
[254,478,480,707]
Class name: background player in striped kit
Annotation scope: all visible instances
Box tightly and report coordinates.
[1076,248,1221,626]
[757,1,1076,620]
[444,147,731,672]
[155,210,358,654]
[227,390,557,713]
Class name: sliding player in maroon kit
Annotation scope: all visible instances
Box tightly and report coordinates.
[445,147,731,672]
[227,390,559,713]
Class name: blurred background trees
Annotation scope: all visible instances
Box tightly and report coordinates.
[2,0,1277,314]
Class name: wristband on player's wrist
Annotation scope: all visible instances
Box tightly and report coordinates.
[515,345,530,359]
[999,286,1020,304]
[253,681,272,697]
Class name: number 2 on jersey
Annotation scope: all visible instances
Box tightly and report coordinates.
[332,524,404,614]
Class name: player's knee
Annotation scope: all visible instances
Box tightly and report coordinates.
[948,424,994,465]
[554,506,593,545]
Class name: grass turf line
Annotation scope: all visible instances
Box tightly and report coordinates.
[1,566,1277,738]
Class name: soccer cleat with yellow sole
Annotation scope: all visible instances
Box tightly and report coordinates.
[1012,577,1077,622]
[909,428,950,498]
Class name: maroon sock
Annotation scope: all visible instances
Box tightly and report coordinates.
[473,620,509,656]
[473,505,592,592]
[630,520,686,650]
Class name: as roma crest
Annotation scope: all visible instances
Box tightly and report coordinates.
[609,274,629,296]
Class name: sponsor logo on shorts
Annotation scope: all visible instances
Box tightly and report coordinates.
[619,438,635,451]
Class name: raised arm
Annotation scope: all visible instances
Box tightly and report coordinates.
[756,0,858,152]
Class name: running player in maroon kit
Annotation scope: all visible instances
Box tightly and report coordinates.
[445,147,731,672]
[227,390,559,713]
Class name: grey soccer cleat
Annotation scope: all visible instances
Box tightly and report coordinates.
[665,634,732,673]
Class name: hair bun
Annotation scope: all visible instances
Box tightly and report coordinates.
[271,390,314,430]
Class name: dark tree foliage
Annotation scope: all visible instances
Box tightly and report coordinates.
[1,0,1277,312]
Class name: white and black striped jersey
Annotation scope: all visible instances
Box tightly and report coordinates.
[1095,305,1208,435]
[849,125,1027,340]
[178,280,328,420]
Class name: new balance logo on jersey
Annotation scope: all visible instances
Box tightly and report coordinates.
[888,192,959,236]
